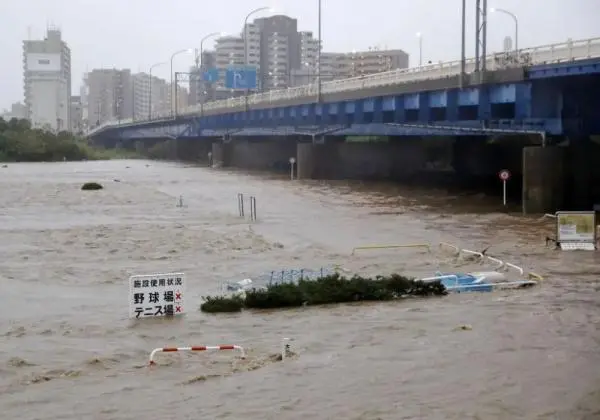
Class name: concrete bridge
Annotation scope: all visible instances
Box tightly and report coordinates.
[89,36,600,214]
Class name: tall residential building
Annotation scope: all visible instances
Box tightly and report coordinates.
[215,36,245,73]
[80,73,89,131]
[348,48,409,76]
[70,96,83,133]
[22,28,71,132]
[86,68,133,126]
[299,31,319,69]
[169,83,189,114]
[132,73,150,119]
[202,14,410,99]
[291,48,409,87]
[1,103,27,120]
[132,72,173,118]
[193,51,220,105]
[253,15,302,90]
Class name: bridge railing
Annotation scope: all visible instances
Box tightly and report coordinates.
[88,36,600,136]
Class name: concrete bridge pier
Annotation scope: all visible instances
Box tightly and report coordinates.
[296,137,427,180]
[209,137,298,171]
[565,137,594,210]
[522,146,564,214]
[211,141,231,168]
[175,138,213,164]
[227,137,297,171]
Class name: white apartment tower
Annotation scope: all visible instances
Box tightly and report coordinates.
[22,27,71,132]
[86,68,133,126]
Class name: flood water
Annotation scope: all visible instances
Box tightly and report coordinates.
[1,160,599,420]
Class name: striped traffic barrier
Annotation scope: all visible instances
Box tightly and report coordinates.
[149,345,246,365]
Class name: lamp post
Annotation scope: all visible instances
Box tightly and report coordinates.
[416,32,423,66]
[199,32,222,70]
[148,61,166,120]
[170,49,192,117]
[198,32,223,114]
[491,7,518,52]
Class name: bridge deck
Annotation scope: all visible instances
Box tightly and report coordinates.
[89,36,600,136]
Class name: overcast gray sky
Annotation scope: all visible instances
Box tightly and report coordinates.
[1,0,598,111]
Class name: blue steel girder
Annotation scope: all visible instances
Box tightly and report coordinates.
[225,124,348,138]
[119,121,193,140]
[329,123,546,141]
[528,57,600,79]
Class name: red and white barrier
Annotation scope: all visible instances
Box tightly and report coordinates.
[149,345,246,365]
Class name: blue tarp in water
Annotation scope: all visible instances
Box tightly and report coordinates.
[436,272,493,293]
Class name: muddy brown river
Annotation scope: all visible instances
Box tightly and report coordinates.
[1,160,599,420]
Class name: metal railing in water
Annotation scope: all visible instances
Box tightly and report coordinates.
[88,36,600,136]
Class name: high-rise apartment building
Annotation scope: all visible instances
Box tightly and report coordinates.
[1,103,27,120]
[80,73,89,131]
[253,15,301,90]
[291,48,409,87]
[131,72,175,119]
[70,96,83,133]
[189,50,216,106]
[348,48,409,76]
[86,68,133,126]
[132,73,150,119]
[22,28,71,132]
[299,31,319,69]
[200,14,410,101]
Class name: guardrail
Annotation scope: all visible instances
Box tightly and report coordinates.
[88,36,600,136]
[148,345,246,365]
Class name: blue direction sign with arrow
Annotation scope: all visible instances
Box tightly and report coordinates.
[225,66,257,90]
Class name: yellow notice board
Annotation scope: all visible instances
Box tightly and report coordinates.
[556,211,596,243]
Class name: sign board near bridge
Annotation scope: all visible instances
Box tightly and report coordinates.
[203,68,219,82]
[225,67,257,90]
[129,272,186,318]
[556,211,596,250]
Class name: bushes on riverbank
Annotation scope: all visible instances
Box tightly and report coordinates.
[200,273,447,313]
[0,117,137,162]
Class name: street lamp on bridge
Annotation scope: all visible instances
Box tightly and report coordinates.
[170,49,193,117]
[490,7,519,52]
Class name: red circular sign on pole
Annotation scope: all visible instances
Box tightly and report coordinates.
[498,169,511,181]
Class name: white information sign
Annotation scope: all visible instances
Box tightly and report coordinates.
[128,272,185,319]
[556,211,595,243]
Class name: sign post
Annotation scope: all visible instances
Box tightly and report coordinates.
[289,157,296,180]
[556,211,597,250]
[498,169,511,206]
[129,273,185,319]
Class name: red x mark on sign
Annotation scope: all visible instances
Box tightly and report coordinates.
[175,292,182,300]
[175,306,182,312]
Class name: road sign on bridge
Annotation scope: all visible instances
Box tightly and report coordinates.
[203,68,219,82]
[225,67,257,90]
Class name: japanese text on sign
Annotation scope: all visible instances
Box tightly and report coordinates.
[128,273,185,319]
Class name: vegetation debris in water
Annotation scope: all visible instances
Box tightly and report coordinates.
[81,182,103,191]
[200,273,446,313]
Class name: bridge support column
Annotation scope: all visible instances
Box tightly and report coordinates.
[296,139,426,180]
[176,139,212,163]
[522,146,564,214]
[211,142,231,167]
[565,137,593,210]
[228,138,296,171]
